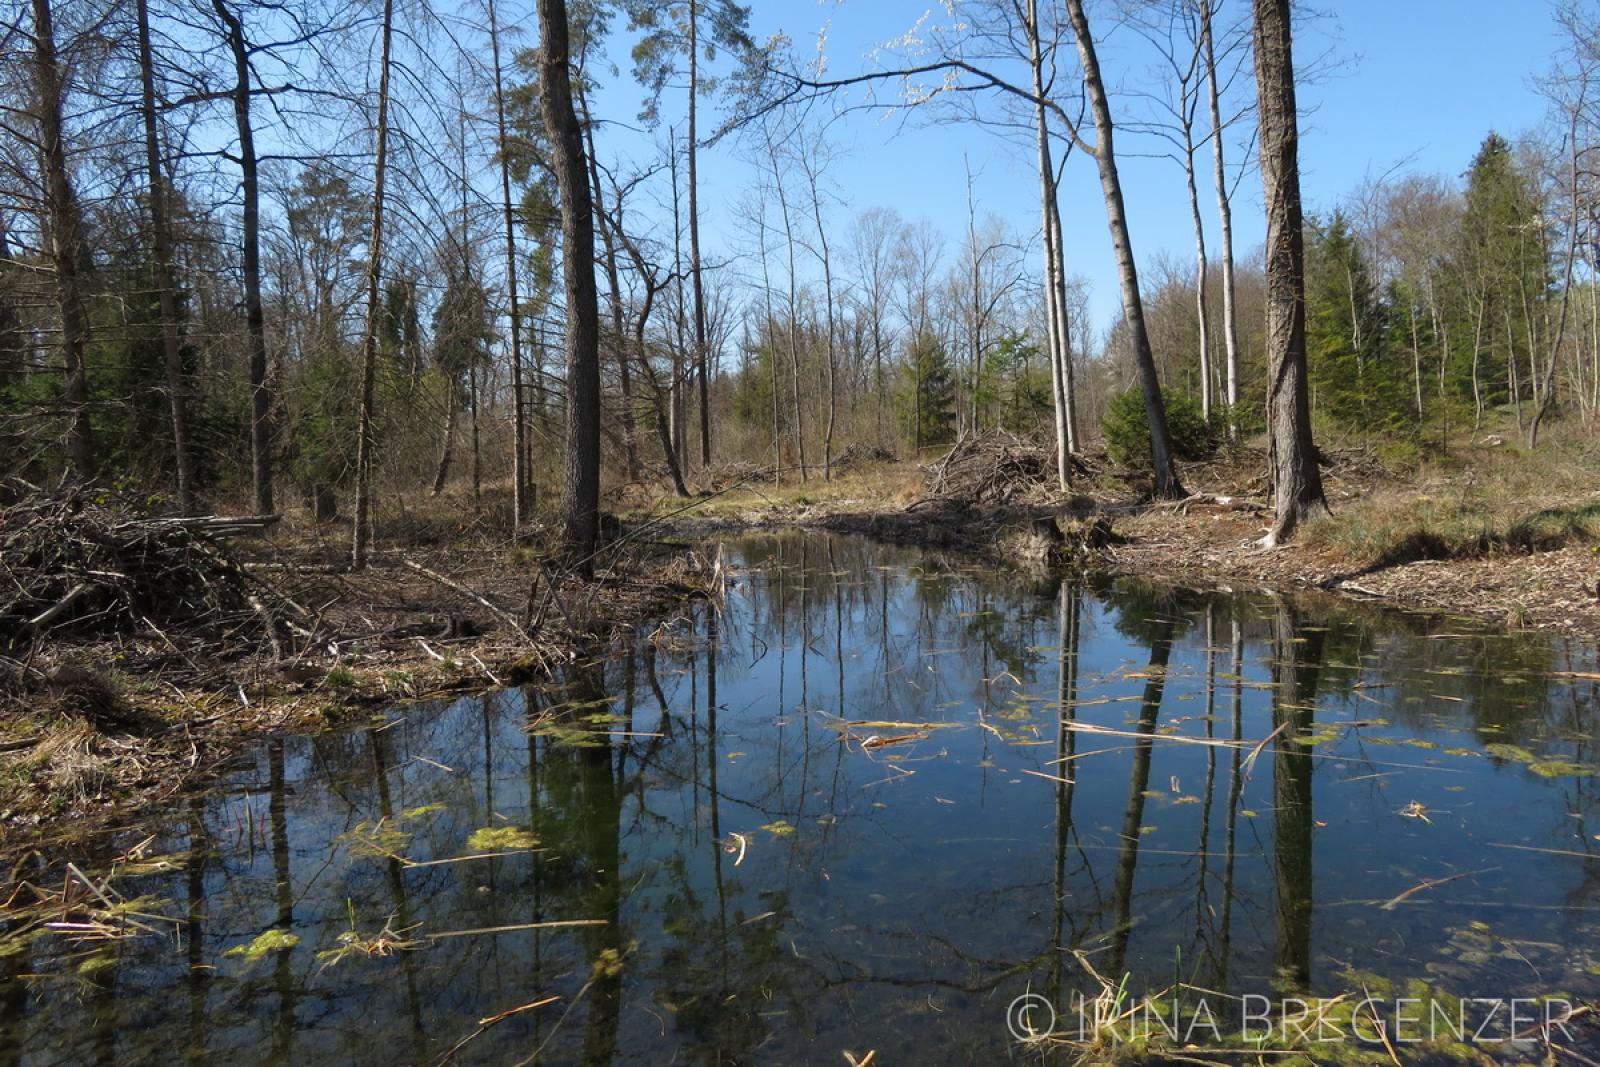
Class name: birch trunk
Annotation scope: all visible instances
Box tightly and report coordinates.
[1201,0,1242,438]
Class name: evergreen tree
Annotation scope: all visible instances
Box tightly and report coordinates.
[1305,211,1401,432]
[898,329,957,450]
[1457,133,1552,421]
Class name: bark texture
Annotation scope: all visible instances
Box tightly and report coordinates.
[537,0,602,567]
[1253,0,1327,542]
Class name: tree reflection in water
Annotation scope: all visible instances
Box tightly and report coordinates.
[3,533,1599,1065]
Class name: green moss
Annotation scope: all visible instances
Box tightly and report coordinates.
[465,826,538,852]
[338,820,413,860]
[225,928,301,961]
[1529,759,1597,778]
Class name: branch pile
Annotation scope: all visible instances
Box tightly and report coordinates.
[0,482,281,650]
[917,430,1093,508]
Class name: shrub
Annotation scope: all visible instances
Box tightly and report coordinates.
[1102,387,1214,467]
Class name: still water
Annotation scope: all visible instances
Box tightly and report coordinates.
[5,533,1600,1064]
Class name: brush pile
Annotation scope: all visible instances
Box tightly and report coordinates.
[834,443,896,471]
[0,481,281,651]
[918,430,1090,508]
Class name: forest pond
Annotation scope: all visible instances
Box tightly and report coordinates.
[6,532,1600,1064]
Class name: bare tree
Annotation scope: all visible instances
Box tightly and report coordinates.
[350,0,395,570]
[577,78,642,483]
[487,0,531,522]
[760,117,806,480]
[850,207,904,450]
[1130,0,1215,422]
[796,130,838,478]
[1253,0,1326,542]
[1064,0,1185,498]
[210,0,275,514]
[1201,0,1248,437]
[135,0,195,511]
[1529,1,1598,447]
[1020,0,1080,479]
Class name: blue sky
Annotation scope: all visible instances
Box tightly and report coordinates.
[585,0,1564,341]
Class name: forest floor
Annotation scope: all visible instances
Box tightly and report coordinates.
[0,486,717,847]
[647,425,1600,641]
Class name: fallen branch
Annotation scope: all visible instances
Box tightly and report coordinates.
[401,559,534,648]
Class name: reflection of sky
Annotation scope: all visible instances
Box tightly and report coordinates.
[8,533,1600,1065]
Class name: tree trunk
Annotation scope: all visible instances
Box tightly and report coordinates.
[1528,103,1584,449]
[136,0,194,512]
[488,0,530,524]
[669,128,687,470]
[804,157,838,479]
[1064,0,1184,498]
[1253,0,1327,543]
[213,0,272,514]
[766,130,807,481]
[1183,111,1211,422]
[1201,0,1242,440]
[33,0,93,482]
[1025,0,1076,483]
[537,0,601,568]
[688,0,711,469]
[431,385,457,495]
[350,0,394,570]
[469,356,481,511]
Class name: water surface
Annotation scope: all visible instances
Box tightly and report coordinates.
[5,533,1600,1064]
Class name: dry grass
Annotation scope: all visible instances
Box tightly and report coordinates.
[1304,429,1600,570]
[626,462,924,523]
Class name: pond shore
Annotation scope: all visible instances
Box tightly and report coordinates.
[0,509,716,848]
[654,441,1600,643]
[6,440,1597,851]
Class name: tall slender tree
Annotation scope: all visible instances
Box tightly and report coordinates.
[212,0,274,513]
[627,0,753,470]
[1253,0,1327,542]
[1064,0,1185,498]
[32,0,93,481]
[350,0,395,569]
[135,0,195,511]
[539,0,602,566]
[487,0,531,522]
[1021,0,1079,480]
[1201,0,1245,438]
